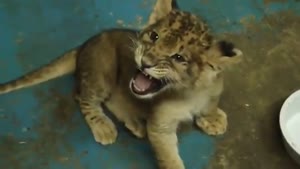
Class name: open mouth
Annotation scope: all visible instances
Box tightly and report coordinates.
[130,69,166,96]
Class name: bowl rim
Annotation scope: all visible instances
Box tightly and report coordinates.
[279,89,300,155]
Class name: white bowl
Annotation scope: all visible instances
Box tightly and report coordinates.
[280,89,300,165]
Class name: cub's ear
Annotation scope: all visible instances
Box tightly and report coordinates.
[217,40,243,67]
[204,40,243,70]
[147,0,179,26]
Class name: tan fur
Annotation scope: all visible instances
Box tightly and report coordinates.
[133,1,242,168]
[0,49,77,94]
[0,0,243,168]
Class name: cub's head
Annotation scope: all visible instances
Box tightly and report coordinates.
[129,0,243,99]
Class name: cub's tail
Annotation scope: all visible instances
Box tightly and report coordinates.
[0,49,78,94]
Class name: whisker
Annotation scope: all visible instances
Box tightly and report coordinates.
[165,77,174,85]
[128,35,137,44]
[127,35,140,51]
[127,46,135,52]
[135,66,142,71]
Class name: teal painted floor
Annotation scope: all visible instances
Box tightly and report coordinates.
[0,0,300,169]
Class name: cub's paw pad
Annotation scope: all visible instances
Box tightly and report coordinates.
[125,119,146,138]
[196,109,227,135]
[90,117,118,145]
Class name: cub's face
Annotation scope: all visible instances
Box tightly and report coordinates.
[129,10,242,99]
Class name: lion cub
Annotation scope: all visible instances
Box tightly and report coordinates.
[0,0,242,168]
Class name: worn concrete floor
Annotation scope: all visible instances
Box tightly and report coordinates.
[206,11,300,169]
[0,1,300,168]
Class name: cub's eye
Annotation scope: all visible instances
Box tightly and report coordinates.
[149,31,159,42]
[171,54,186,62]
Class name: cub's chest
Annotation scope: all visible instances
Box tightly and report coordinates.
[187,91,212,115]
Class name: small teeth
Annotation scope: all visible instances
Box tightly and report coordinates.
[142,71,153,79]
[142,71,148,76]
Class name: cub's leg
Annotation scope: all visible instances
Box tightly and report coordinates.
[75,33,119,145]
[124,117,146,138]
[75,76,118,145]
[147,114,185,169]
[76,94,117,145]
[195,97,227,135]
[105,90,147,139]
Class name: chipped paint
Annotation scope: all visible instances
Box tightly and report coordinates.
[116,15,145,29]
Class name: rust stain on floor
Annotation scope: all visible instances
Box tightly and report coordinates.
[0,85,83,169]
[263,0,288,5]
[207,10,300,169]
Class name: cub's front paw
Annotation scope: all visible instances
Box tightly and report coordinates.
[196,108,227,135]
[90,116,118,145]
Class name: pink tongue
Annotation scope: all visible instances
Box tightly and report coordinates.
[134,73,152,91]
